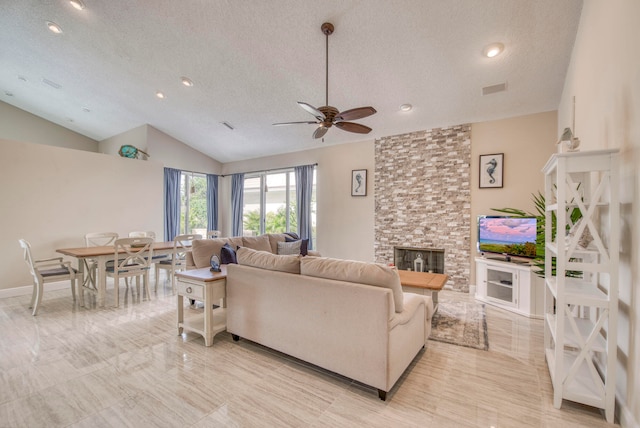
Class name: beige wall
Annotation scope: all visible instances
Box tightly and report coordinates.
[469,111,558,285]
[0,101,99,152]
[221,141,376,261]
[0,139,164,290]
[558,1,639,426]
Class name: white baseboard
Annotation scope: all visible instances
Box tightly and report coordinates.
[0,281,70,299]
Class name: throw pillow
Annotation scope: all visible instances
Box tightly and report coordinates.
[220,243,237,264]
[282,237,309,256]
[278,240,301,255]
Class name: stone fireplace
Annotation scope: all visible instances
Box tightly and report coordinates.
[374,124,471,292]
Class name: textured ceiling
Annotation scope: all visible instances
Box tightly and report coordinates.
[0,0,582,163]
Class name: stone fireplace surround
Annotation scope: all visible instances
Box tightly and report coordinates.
[374,124,471,292]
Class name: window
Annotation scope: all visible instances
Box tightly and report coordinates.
[179,172,207,236]
[242,170,316,244]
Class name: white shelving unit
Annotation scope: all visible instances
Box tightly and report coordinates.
[542,149,619,423]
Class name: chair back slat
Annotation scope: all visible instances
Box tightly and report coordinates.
[85,232,118,247]
[112,238,154,273]
[128,231,156,240]
[18,239,37,278]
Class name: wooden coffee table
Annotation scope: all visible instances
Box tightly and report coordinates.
[397,270,448,312]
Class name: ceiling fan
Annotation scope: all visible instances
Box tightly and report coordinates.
[273,22,376,140]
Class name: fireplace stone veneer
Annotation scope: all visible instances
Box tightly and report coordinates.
[374,125,471,292]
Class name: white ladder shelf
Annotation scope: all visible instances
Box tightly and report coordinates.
[542,149,619,423]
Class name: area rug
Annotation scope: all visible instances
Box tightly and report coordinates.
[429,301,489,350]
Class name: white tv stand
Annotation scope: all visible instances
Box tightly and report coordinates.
[475,256,544,318]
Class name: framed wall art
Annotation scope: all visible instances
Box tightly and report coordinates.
[351,169,367,196]
[479,153,504,188]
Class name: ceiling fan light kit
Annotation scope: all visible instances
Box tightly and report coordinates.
[273,22,376,139]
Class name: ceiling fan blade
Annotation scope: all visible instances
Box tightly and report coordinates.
[334,122,372,134]
[335,106,377,122]
[298,102,325,120]
[273,121,318,126]
[313,126,329,139]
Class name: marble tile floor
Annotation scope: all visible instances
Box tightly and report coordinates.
[0,280,618,427]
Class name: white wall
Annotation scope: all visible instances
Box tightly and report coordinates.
[0,101,99,152]
[469,111,558,285]
[221,141,375,261]
[558,1,640,426]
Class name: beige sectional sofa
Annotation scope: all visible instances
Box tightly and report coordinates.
[225,247,435,400]
[186,233,320,269]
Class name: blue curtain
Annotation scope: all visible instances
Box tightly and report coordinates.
[163,167,182,241]
[231,173,245,237]
[206,174,219,232]
[295,164,315,249]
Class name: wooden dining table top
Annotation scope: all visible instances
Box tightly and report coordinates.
[56,241,179,258]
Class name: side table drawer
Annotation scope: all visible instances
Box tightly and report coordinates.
[177,280,204,300]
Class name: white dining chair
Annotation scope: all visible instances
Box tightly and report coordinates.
[18,239,79,316]
[207,230,221,239]
[84,232,119,290]
[106,237,154,307]
[128,231,156,240]
[155,233,202,291]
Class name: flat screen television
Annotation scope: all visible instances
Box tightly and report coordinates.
[477,216,537,259]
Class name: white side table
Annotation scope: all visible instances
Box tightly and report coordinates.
[176,266,227,346]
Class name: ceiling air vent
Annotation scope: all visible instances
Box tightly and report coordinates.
[482,82,507,96]
[42,78,61,89]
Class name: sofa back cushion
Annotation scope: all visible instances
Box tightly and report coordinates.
[236,247,301,274]
[300,257,404,313]
[241,235,273,253]
[191,237,243,268]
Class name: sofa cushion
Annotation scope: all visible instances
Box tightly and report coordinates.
[236,247,301,274]
[267,233,286,254]
[300,257,404,313]
[220,243,238,264]
[242,235,273,253]
[191,238,229,269]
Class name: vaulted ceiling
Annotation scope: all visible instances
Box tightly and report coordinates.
[0,1,582,162]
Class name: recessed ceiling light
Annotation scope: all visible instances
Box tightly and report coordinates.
[69,0,85,10]
[181,77,194,87]
[82,106,91,112]
[483,43,504,58]
[46,21,63,34]
[399,103,412,112]
[4,91,14,97]
[18,76,27,82]
[156,91,165,99]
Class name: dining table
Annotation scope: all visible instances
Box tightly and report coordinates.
[56,241,180,307]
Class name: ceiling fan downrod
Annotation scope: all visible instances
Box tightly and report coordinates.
[321,22,334,108]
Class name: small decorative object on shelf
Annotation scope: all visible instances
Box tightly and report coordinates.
[210,255,221,272]
[542,149,619,423]
[413,254,424,272]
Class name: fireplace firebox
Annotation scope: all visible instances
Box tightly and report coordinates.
[393,247,445,273]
